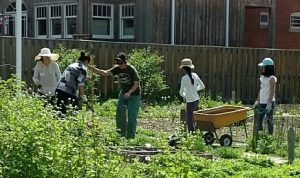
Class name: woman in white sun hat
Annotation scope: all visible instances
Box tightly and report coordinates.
[254,57,277,135]
[32,47,61,103]
[179,58,205,132]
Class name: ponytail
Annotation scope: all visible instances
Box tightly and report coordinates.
[78,51,91,63]
[183,67,194,85]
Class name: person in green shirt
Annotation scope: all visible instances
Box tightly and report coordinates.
[90,52,141,139]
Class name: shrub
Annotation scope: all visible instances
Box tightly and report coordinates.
[215,147,243,159]
[53,44,81,71]
[128,48,169,103]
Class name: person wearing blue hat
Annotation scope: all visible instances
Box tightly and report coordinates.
[254,57,277,134]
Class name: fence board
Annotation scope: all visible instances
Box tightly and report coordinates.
[1,37,300,103]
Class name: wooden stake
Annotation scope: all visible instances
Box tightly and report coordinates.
[288,127,295,164]
[252,106,259,151]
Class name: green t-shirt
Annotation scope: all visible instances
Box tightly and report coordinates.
[110,65,141,95]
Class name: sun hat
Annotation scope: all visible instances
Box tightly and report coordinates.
[34,48,59,61]
[180,58,194,69]
[258,58,274,67]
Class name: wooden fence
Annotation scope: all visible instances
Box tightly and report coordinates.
[1,36,300,103]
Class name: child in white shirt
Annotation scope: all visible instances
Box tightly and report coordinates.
[254,58,277,134]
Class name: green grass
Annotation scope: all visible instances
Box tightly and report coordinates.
[0,78,299,177]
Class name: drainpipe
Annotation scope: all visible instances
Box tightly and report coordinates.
[16,0,22,81]
[171,0,175,45]
[225,0,229,47]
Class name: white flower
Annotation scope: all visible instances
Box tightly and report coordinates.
[145,143,152,148]
[145,156,151,162]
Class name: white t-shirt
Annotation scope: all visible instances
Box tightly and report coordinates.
[179,72,205,103]
[259,75,277,104]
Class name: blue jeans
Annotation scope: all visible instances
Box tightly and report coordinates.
[257,102,275,134]
[186,100,199,132]
[116,93,141,139]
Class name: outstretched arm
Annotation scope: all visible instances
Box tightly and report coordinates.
[89,65,112,77]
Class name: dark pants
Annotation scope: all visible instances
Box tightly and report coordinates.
[55,89,78,115]
[186,100,199,132]
[257,102,275,135]
[38,92,55,106]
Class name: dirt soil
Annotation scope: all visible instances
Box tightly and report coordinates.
[138,119,181,133]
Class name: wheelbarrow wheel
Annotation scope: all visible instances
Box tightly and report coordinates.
[204,132,215,145]
[220,134,232,146]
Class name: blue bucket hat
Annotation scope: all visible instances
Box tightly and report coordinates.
[258,58,274,67]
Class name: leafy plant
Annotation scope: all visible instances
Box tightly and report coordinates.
[243,155,274,167]
[1,77,300,177]
[250,133,286,156]
[128,48,169,103]
[215,147,243,159]
[54,44,81,71]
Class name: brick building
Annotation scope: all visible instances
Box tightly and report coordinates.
[275,0,300,49]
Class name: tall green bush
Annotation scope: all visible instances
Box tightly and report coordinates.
[53,44,81,71]
[128,48,168,102]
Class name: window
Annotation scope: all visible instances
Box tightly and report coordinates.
[92,4,113,39]
[120,4,134,39]
[65,4,77,38]
[35,4,78,39]
[4,2,27,37]
[35,6,47,38]
[290,13,300,32]
[5,2,27,12]
[259,12,269,28]
[50,5,62,38]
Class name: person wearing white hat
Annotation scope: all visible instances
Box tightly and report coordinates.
[179,58,205,132]
[254,57,277,135]
[32,48,61,103]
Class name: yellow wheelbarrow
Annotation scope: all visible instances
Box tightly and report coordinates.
[193,105,250,146]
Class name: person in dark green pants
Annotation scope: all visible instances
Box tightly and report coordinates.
[90,52,141,139]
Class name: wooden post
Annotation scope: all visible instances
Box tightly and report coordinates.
[231,91,236,101]
[180,109,187,131]
[120,105,127,137]
[252,106,259,151]
[288,127,295,164]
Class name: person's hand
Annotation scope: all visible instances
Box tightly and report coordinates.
[253,100,259,109]
[124,92,131,99]
[88,65,96,71]
[266,102,272,113]
[81,95,88,102]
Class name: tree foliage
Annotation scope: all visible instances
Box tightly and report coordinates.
[128,48,169,102]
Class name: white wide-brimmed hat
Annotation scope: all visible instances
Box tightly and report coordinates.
[34,48,59,61]
[179,58,194,69]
